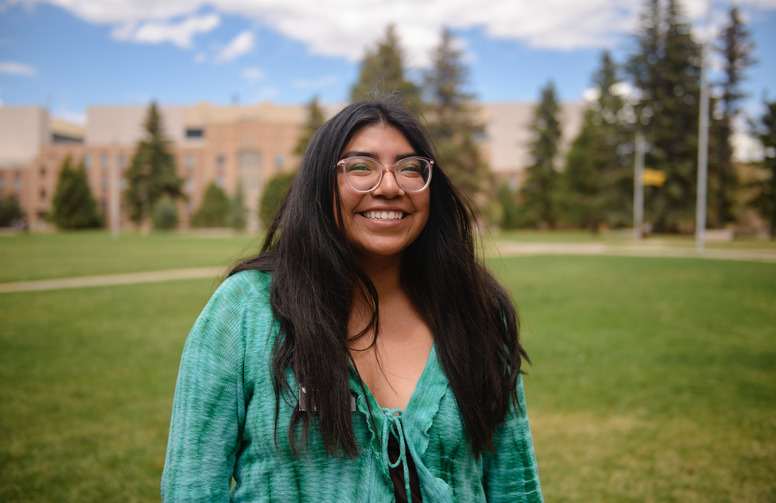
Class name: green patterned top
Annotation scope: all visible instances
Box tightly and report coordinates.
[162,270,543,502]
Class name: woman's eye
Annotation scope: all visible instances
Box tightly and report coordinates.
[399,163,422,175]
[347,161,374,173]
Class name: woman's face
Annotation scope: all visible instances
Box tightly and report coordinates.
[336,122,430,264]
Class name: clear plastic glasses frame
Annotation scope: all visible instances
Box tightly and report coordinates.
[337,156,434,193]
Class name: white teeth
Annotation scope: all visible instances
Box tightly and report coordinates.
[364,211,404,220]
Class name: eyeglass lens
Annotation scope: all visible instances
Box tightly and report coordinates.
[342,157,431,192]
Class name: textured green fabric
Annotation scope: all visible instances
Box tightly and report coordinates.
[162,270,543,502]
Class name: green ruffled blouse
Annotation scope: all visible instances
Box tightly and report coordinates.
[162,270,543,502]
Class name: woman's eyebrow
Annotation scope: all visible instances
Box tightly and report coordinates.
[340,151,420,161]
[340,150,377,159]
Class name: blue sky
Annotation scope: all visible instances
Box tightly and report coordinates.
[0,0,774,127]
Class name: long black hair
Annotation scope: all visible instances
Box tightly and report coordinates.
[231,95,528,458]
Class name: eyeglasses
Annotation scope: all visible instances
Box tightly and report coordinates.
[337,156,434,193]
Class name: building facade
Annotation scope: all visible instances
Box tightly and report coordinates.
[0,101,583,231]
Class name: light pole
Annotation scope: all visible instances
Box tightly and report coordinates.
[696,0,712,249]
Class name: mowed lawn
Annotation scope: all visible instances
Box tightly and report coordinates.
[1,232,774,502]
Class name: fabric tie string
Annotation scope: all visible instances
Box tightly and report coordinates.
[381,408,412,500]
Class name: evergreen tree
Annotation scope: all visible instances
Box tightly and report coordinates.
[294,96,326,158]
[711,5,756,226]
[626,0,702,232]
[0,194,25,227]
[192,182,230,227]
[564,51,632,232]
[125,102,184,229]
[226,182,247,230]
[259,171,296,228]
[350,24,421,110]
[423,28,489,198]
[518,81,562,228]
[496,182,520,229]
[49,156,102,229]
[152,195,179,230]
[750,100,776,237]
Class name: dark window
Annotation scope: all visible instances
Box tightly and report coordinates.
[186,128,204,139]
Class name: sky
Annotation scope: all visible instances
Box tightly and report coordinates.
[0,0,774,131]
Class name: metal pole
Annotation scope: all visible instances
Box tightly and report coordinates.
[634,131,645,240]
[696,0,712,250]
[110,141,120,238]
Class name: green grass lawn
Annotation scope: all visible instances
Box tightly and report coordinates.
[1,233,774,502]
[0,231,262,283]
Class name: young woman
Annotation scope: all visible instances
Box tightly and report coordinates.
[161,96,543,502]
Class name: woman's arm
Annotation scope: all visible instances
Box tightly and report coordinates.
[482,374,543,502]
[161,275,252,502]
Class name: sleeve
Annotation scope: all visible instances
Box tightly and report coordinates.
[481,374,544,502]
[161,275,252,502]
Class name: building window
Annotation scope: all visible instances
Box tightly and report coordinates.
[184,178,194,193]
[186,128,204,139]
[118,154,126,169]
[185,154,195,169]
[83,154,91,170]
[274,155,284,172]
[40,189,47,201]
[101,176,108,189]
[215,176,226,188]
[101,154,109,169]
[216,155,226,174]
[14,174,22,190]
[0,177,5,190]
[40,167,47,178]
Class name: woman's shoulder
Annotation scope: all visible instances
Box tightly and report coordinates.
[217,269,272,298]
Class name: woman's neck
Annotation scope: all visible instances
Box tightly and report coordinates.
[357,253,404,298]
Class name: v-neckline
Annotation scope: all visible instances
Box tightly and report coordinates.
[351,343,438,415]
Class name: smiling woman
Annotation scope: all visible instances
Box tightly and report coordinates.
[161,95,543,502]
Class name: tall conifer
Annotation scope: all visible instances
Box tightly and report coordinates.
[50,156,102,229]
[125,102,184,229]
[519,81,562,228]
[423,28,488,198]
[626,0,701,232]
[712,6,756,226]
[350,25,421,110]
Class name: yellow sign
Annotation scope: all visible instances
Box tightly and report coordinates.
[643,168,666,187]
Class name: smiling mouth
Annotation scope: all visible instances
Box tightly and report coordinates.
[362,210,405,221]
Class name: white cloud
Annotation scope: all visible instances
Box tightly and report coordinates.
[292,75,337,90]
[27,0,776,67]
[111,13,220,48]
[254,86,278,102]
[215,30,255,62]
[52,108,87,126]
[241,66,264,81]
[0,61,37,76]
[194,52,207,63]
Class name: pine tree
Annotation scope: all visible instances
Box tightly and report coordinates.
[49,156,102,229]
[192,182,229,227]
[226,181,247,230]
[0,194,25,227]
[626,0,702,232]
[294,96,326,158]
[564,51,632,232]
[259,171,296,227]
[350,24,421,110]
[519,81,562,228]
[751,100,776,237]
[125,102,184,229]
[711,5,756,226]
[423,28,489,198]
